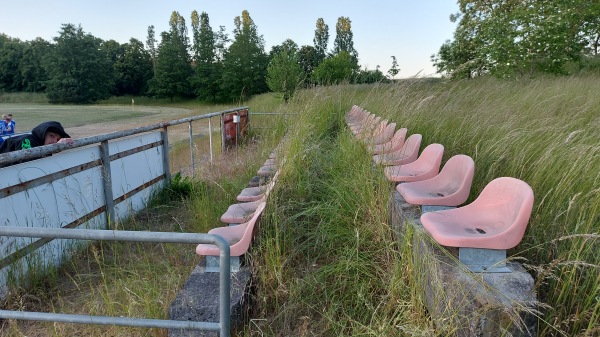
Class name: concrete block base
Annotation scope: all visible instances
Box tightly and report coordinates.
[169,258,252,337]
[390,191,538,337]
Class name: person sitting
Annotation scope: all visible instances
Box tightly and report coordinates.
[3,115,15,135]
[0,121,73,154]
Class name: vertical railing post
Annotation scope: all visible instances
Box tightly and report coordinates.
[208,117,214,164]
[188,121,195,177]
[99,140,115,228]
[162,126,171,186]
[220,113,225,154]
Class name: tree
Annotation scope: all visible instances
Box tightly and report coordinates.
[355,65,386,84]
[332,16,359,69]
[0,34,25,92]
[113,38,153,95]
[148,12,193,100]
[434,0,597,78]
[267,42,304,103]
[44,24,112,103]
[298,45,319,85]
[388,56,400,79]
[146,25,157,75]
[313,18,329,64]
[101,39,124,95]
[19,38,51,92]
[191,11,223,102]
[312,51,355,85]
[221,10,268,101]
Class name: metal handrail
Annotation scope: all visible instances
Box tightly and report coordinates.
[0,226,232,336]
[0,106,249,165]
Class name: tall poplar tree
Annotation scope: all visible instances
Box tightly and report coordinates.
[313,18,329,64]
[146,25,157,75]
[221,10,268,101]
[332,17,358,69]
[149,11,193,100]
[191,11,223,102]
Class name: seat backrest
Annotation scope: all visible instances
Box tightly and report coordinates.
[472,177,534,242]
[433,154,475,202]
[230,201,267,256]
[415,143,444,168]
[399,134,422,159]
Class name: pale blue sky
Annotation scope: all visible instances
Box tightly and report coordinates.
[0,1,459,78]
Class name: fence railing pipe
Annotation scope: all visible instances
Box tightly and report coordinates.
[0,310,220,331]
[0,226,231,335]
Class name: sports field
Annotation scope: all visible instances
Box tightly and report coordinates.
[0,103,200,138]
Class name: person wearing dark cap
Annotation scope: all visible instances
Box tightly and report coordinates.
[0,121,73,154]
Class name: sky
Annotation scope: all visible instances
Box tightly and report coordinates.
[0,1,459,78]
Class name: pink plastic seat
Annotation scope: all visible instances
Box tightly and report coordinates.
[352,115,382,136]
[369,128,407,154]
[364,122,396,146]
[384,144,444,183]
[372,134,422,165]
[420,177,534,250]
[397,154,475,206]
[196,202,267,256]
[237,185,268,202]
[220,200,262,224]
[345,105,368,124]
[348,111,374,129]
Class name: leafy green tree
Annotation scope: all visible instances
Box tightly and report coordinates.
[313,18,329,64]
[267,42,304,103]
[148,12,193,100]
[44,24,111,103]
[191,11,224,102]
[19,37,51,92]
[101,39,124,95]
[0,34,25,92]
[312,51,355,85]
[221,10,268,101]
[434,0,598,78]
[298,45,319,85]
[113,38,152,95]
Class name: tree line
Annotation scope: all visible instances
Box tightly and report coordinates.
[0,10,398,104]
[431,0,600,78]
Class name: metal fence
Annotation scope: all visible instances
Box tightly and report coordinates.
[0,106,249,335]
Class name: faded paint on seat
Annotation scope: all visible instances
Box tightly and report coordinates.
[397,154,475,206]
[384,143,444,182]
[420,177,534,250]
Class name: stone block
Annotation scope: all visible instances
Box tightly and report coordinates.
[169,258,251,337]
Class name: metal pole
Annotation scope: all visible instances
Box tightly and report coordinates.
[99,141,115,227]
[162,126,171,186]
[208,117,214,164]
[188,121,195,177]
[0,226,231,336]
[220,113,225,154]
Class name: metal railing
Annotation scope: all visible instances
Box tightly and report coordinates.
[0,226,232,335]
[0,106,250,336]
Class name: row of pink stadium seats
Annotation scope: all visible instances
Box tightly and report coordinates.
[346,105,534,255]
[195,151,281,258]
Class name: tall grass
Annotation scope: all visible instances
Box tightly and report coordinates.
[251,76,598,336]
